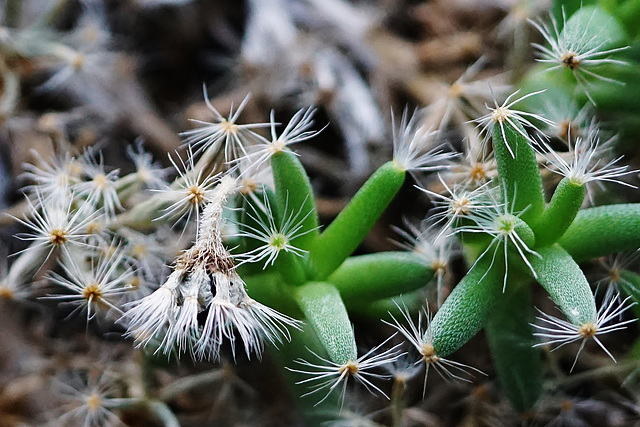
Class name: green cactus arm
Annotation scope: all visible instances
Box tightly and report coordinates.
[295,281,357,364]
[531,178,585,247]
[486,283,543,413]
[530,244,597,325]
[271,150,319,251]
[492,120,545,225]
[327,252,434,303]
[271,325,340,424]
[242,271,302,317]
[430,252,504,357]
[558,204,640,261]
[307,161,406,280]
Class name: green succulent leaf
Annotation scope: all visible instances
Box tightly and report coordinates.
[348,289,426,321]
[558,203,640,261]
[430,252,504,357]
[328,251,434,303]
[492,120,545,225]
[530,244,597,325]
[562,5,626,52]
[486,284,543,413]
[307,161,406,280]
[532,178,585,247]
[295,281,357,364]
[271,150,319,251]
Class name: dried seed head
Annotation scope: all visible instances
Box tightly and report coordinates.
[187,185,206,205]
[451,196,473,216]
[561,51,581,70]
[578,322,598,339]
[127,176,300,360]
[420,343,441,364]
[84,393,101,411]
[469,163,487,182]
[338,361,359,377]
[50,228,68,245]
[82,283,103,301]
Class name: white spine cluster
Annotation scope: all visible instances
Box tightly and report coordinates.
[532,293,636,371]
[384,303,485,397]
[287,337,404,406]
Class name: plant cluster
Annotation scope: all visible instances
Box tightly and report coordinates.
[2,0,640,425]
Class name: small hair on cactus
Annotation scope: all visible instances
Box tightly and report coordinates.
[476,89,554,157]
[416,174,495,241]
[234,192,317,268]
[456,185,541,291]
[180,87,270,162]
[595,252,640,303]
[391,107,457,173]
[155,147,221,232]
[286,336,404,406]
[539,127,636,189]
[532,292,636,371]
[239,106,323,173]
[384,302,486,397]
[529,7,629,105]
[392,218,458,306]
